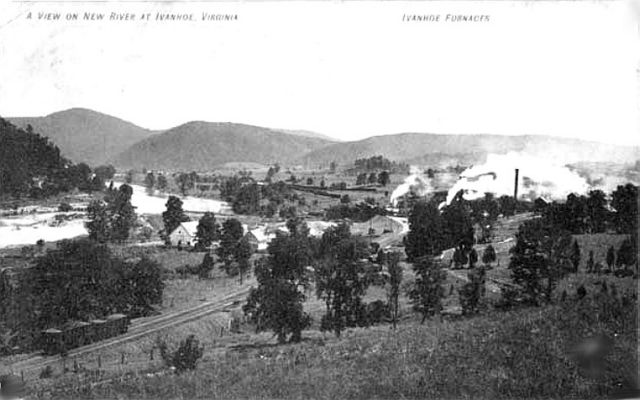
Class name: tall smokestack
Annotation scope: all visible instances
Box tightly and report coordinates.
[514,168,519,200]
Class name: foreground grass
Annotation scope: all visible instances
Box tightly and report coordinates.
[29,275,637,400]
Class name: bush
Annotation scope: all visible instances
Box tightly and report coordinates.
[157,334,204,374]
[39,365,53,379]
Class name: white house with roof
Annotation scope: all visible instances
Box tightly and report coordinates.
[168,221,199,247]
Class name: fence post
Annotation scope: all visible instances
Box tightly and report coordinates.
[98,355,102,368]
[121,352,125,364]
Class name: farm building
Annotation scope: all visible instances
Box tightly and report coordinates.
[243,229,272,252]
[168,221,199,247]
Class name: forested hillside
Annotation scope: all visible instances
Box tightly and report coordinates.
[0,117,103,198]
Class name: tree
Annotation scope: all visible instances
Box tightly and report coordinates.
[329,161,337,173]
[109,184,137,243]
[243,219,312,343]
[616,238,636,269]
[235,237,253,284]
[340,194,351,204]
[356,173,367,186]
[441,199,474,250]
[409,257,445,323]
[315,224,371,337]
[125,257,164,317]
[306,177,314,185]
[158,335,204,374]
[587,250,595,273]
[144,172,156,194]
[611,184,638,234]
[508,219,572,306]
[162,196,189,244]
[176,173,195,196]
[156,174,168,192]
[404,200,446,261]
[606,245,615,271]
[194,212,219,251]
[378,171,390,187]
[85,200,111,243]
[482,244,497,267]
[85,184,137,244]
[385,252,402,329]
[585,190,608,233]
[570,240,581,273]
[468,247,478,269]
[452,247,468,269]
[216,218,244,276]
[368,172,377,184]
[198,253,214,279]
[94,164,115,180]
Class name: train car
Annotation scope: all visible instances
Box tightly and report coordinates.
[62,321,90,349]
[89,319,107,342]
[105,313,128,336]
[41,328,63,355]
[41,314,130,355]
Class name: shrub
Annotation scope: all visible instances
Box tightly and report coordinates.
[157,334,204,374]
[39,365,53,379]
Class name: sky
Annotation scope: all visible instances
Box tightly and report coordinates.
[0,0,638,146]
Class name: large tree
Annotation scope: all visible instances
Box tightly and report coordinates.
[216,218,245,276]
[85,184,137,243]
[611,184,638,234]
[385,252,403,330]
[109,184,137,243]
[315,223,371,337]
[508,219,573,305]
[162,196,189,243]
[408,257,446,323]
[243,219,312,343]
[404,200,446,261]
[195,212,219,251]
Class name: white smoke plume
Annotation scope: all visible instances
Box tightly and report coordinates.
[445,152,590,204]
[390,166,434,206]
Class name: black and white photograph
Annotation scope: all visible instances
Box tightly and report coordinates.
[0,0,638,399]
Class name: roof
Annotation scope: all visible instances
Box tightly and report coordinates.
[246,229,269,243]
[171,221,198,236]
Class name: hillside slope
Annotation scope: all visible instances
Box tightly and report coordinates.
[114,122,334,170]
[8,108,158,165]
[299,133,640,167]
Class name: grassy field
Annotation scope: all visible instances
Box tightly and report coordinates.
[27,271,637,400]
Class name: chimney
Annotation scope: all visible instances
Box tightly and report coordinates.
[514,169,519,200]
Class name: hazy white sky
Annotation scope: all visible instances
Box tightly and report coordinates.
[0,1,638,145]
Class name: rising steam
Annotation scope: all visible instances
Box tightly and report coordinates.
[445,152,590,204]
[390,166,434,205]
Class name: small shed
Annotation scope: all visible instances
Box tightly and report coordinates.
[168,221,199,247]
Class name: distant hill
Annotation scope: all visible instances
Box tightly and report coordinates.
[278,129,338,142]
[299,133,640,168]
[8,108,158,166]
[114,122,334,171]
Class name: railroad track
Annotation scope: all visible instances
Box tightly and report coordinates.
[9,287,251,375]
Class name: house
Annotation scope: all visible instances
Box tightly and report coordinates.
[243,228,272,252]
[168,221,199,247]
